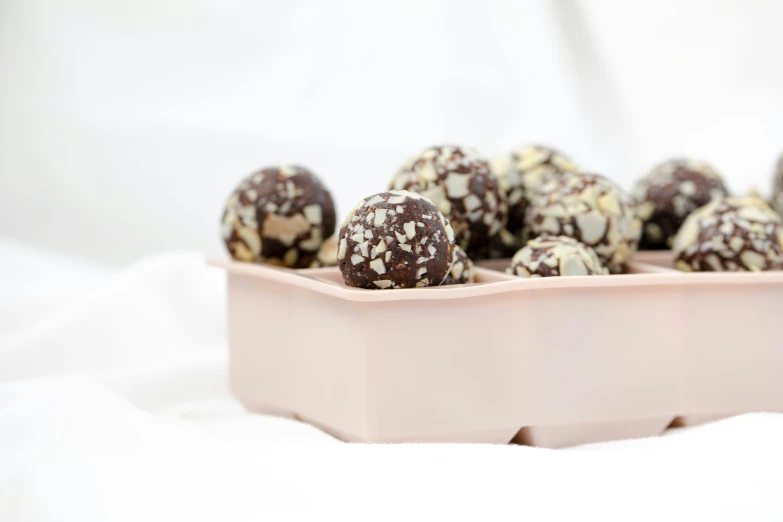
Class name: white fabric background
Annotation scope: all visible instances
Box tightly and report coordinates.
[2,1,783,519]
[1,243,783,521]
[1,0,782,266]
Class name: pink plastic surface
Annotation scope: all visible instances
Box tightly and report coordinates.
[208,252,783,448]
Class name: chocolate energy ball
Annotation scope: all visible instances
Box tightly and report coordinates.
[673,196,783,272]
[633,158,729,249]
[772,153,783,217]
[222,165,336,268]
[388,146,507,256]
[507,235,608,278]
[442,246,477,285]
[337,190,456,289]
[492,145,578,242]
[308,234,338,268]
[470,227,524,260]
[525,172,641,273]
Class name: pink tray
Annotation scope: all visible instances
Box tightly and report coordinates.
[208,252,783,448]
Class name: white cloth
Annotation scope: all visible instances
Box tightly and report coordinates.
[1,242,782,521]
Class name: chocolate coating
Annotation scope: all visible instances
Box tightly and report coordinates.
[492,145,578,242]
[389,146,507,256]
[673,197,783,272]
[634,159,729,249]
[442,246,477,285]
[471,227,524,259]
[338,190,455,289]
[221,165,336,268]
[772,153,783,217]
[525,172,641,273]
[507,235,608,278]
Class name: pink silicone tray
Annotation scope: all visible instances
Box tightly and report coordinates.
[209,252,783,448]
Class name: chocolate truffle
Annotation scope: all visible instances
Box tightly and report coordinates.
[308,234,338,268]
[525,172,641,273]
[633,159,729,249]
[389,146,507,256]
[507,235,608,278]
[442,246,477,285]
[772,153,783,217]
[492,145,578,242]
[471,227,524,260]
[673,197,783,272]
[222,165,336,268]
[337,190,456,289]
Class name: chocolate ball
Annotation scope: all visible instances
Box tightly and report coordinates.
[673,197,783,272]
[389,146,507,256]
[633,159,729,250]
[221,165,336,268]
[470,227,524,260]
[772,153,783,217]
[442,246,477,285]
[507,235,608,278]
[525,172,641,273]
[308,234,338,268]
[492,145,578,242]
[337,190,456,289]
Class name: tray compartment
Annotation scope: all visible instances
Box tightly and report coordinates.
[678,278,783,425]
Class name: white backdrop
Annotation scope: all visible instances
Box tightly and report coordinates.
[1,0,782,266]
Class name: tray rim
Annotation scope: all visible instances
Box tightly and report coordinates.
[207,256,783,302]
